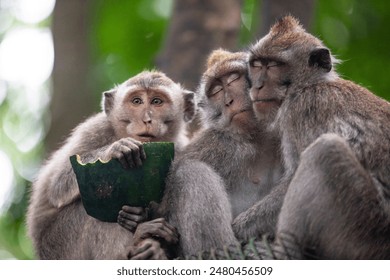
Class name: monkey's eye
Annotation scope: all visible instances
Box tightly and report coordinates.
[132,97,143,105]
[251,59,263,68]
[151,97,163,105]
[226,73,240,85]
[267,61,284,68]
[210,85,223,96]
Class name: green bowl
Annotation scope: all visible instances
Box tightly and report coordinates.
[70,142,174,222]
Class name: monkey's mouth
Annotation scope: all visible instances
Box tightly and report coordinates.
[137,133,156,142]
[234,108,251,115]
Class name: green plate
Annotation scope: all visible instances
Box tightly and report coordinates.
[70,142,174,222]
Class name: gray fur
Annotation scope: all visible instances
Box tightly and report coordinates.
[158,50,283,257]
[27,71,194,259]
[249,16,390,259]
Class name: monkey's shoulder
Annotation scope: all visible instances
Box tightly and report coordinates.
[286,79,389,118]
[66,113,116,150]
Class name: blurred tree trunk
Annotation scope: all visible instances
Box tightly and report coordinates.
[257,0,316,37]
[156,0,243,136]
[47,0,93,154]
[156,0,243,91]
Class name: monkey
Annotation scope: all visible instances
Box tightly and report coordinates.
[27,70,195,259]
[248,16,390,259]
[156,49,283,257]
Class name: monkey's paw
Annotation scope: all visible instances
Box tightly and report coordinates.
[118,205,148,232]
[102,138,146,169]
[128,239,168,260]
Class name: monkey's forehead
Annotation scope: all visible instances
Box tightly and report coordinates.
[202,59,247,80]
[250,31,325,60]
[124,72,175,88]
[117,83,183,97]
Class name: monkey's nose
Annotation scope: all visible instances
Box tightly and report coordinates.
[142,111,152,124]
[225,98,234,106]
[225,93,234,106]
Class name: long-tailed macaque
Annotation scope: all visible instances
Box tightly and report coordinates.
[248,16,390,259]
[157,50,282,257]
[27,71,194,259]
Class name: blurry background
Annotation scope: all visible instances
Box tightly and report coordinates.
[0,0,389,259]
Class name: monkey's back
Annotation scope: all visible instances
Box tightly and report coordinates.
[280,77,390,188]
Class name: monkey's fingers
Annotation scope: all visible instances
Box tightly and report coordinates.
[120,145,137,169]
[148,201,161,218]
[117,215,137,232]
[130,240,167,260]
[153,227,179,245]
[128,138,147,161]
[119,208,147,224]
[129,242,153,260]
[149,218,178,235]
[113,148,133,169]
[122,205,147,216]
[122,139,144,168]
[139,144,147,161]
[139,220,179,244]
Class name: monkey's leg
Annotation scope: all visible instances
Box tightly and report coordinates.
[162,159,238,257]
[275,133,390,259]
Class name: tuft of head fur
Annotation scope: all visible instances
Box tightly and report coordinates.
[204,49,248,77]
[206,49,247,70]
[270,15,305,36]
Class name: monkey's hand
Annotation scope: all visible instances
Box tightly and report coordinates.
[101,138,146,169]
[232,182,289,241]
[133,218,179,246]
[118,206,148,232]
[128,239,168,260]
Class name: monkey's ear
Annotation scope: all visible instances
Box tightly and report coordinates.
[309,48,332,72]
[102,89,116,115]
[183,90,196,122]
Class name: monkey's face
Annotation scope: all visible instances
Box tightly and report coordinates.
[103,71,195,144]
[112,88,183,143]
[248,57,290,124]
[248,16,338,125]
[203,70,257,133]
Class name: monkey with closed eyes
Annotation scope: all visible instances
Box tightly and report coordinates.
[27,71,195,259]
[156,49,283,257]
[248,16,390,259]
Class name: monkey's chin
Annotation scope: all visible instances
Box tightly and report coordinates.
[231,111,257,132]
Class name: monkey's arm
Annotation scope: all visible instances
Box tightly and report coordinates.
[39,114,116,209]
[232,179,289,241]
[79,137,146,169]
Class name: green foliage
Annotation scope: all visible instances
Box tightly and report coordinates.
[314,0,390,100]
[89,0,171,101]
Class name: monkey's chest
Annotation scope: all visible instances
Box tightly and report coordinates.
[228,175,267,219]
